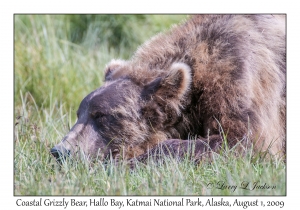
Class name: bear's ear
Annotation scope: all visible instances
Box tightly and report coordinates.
[142,62,192,100]
[104,59,128,81]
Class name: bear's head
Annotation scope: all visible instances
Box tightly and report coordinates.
[51,60,192,163]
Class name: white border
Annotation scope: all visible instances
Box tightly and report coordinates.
[2,0,299,209]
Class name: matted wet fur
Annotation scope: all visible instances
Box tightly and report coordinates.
[51,15,286,165]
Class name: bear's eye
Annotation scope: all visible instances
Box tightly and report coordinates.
[92,112,105,120]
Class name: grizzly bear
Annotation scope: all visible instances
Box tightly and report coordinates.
[51,15,286,164]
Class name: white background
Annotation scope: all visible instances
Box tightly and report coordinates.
[1,0,299,209]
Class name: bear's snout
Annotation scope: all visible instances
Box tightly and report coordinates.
[50,146,70,164]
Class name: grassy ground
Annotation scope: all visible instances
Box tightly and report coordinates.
[14,14,286,196]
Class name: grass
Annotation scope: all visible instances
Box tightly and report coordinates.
[14,14,286,196]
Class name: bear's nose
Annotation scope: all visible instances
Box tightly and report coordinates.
[50,146,70,163]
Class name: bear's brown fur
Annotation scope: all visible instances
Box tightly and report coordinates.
[51,15,286,164]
